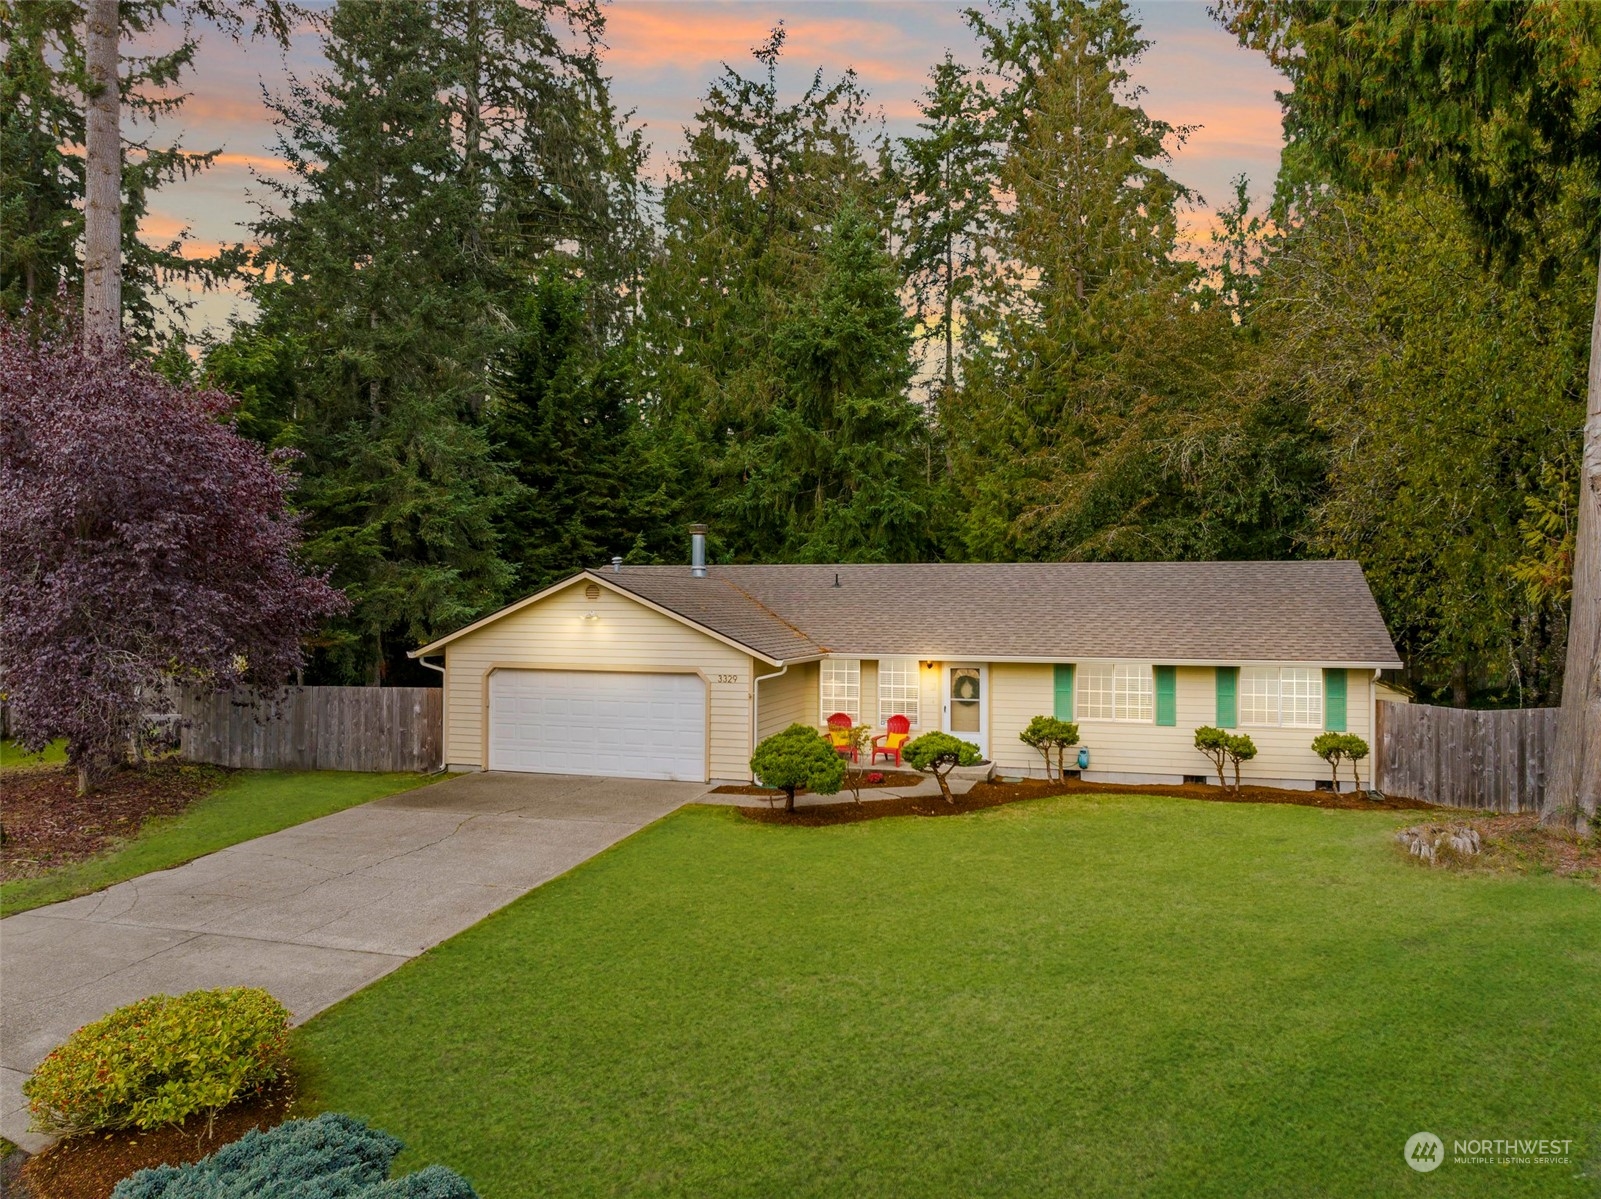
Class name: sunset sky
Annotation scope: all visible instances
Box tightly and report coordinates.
[140,0,1288,335]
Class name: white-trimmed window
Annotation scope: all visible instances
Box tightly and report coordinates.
[1077,663,1153,722]
[1241,666,1322,727]
[877,658,920,728]
[820,659,861,723]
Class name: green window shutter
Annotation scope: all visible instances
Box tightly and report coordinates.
[1053,663,1075,721]
[1215,667,1238,728]
[1154,665,1177,726]
[1323,668,1348,731]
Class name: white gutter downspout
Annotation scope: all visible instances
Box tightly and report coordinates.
[1369,667,1381,793]
[750,662,789,781]
[416,654,447,773]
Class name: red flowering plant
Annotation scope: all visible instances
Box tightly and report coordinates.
[0,311,346,792]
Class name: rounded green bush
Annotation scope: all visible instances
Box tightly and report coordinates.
[24,987,290,1136]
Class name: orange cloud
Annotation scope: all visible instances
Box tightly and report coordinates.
[603,4,934,87]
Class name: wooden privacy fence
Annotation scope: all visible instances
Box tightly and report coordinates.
[1375,701,1558,813]
[176,686,443,773]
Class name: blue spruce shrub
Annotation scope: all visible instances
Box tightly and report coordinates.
[110,1113,477,1199]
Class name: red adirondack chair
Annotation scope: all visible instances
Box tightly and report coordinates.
[825,712,859,762]
[872,714,912,767]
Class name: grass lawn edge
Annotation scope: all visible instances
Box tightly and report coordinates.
[1,767,448,917]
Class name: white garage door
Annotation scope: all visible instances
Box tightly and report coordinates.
[488,670,708,781]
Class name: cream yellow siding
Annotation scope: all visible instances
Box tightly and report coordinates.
[756,660,820,742]
[985,663,1375,788]
[919,661,941,737]
[989,663,1055,774]
[858,659,879,730]
[442,580,754,779]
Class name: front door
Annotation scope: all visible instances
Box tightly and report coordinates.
[942,663,987,758]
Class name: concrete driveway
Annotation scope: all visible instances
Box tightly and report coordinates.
[0,771,707,1151]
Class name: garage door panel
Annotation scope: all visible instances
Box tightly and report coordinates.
[488,670,708,781]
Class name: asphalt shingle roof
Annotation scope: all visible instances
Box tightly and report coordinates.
[599,561,1402,667]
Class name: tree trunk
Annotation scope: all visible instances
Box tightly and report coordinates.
[784,785,796,814]
[82,0,121,346]
[1543,247,1601,836]
[935,764,955,804]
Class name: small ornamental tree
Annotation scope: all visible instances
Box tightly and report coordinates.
[904,731,982,804]
[750,723,846,813]
[838,723,873,802]
[1312,732,1371,793]
[1020,716,1080,779]
[1194,726,1231,788]
[1224,733,1258,791]
[0,315,346,792]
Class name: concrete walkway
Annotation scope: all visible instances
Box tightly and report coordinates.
[0,771,707,1151]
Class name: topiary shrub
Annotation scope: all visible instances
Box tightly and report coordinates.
[25,988,290,1137]
[1223,732,1258,790]
[750,723,846,813]
[1193,726,1231,788]
[903,731,983,804]
[1312,732,1370,791]
[1019,716,1080,779]
[110,1112,478,1198]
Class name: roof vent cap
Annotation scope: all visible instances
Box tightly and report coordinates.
[690,524,708,578]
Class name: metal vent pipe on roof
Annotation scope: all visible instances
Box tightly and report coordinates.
[690,524,708,578]
[611,556,623,573]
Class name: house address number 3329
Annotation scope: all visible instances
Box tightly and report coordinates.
[715,674,740,684]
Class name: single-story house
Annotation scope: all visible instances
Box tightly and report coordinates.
[411,544,1402,789]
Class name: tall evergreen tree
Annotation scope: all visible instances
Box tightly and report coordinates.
[0,0,244,341]
[1218,0,1601,831]
[949,0,1209,560]
[634,29,934,562]
[491,269,669,588]
[899,54,994,398]
[241,0,637,682]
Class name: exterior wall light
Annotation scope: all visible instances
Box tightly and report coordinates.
[583,610,601,622]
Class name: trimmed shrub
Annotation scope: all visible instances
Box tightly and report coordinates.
[1193,726,1231,788]
[1311,732,1371,791]
[25,988,289,1136]
[110,1112,478,1198]
[904,731,983,803]
[1019,716,1080,779]
[750,723,846,813]
[1223,733,1258,790]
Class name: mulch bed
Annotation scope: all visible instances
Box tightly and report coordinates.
[712,770,926,797]
[15,1075,296,1199]
[738,774,1441,827]
[1449,813,1601,885]
[0,764,226,881]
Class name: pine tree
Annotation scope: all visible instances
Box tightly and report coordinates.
[634,28,932,561]
[725,205,933,561]
[0,0,243,341]
[949,0,1206,560]
[899,54,994,398]
[491,269,667,589]
[243,0,637,682]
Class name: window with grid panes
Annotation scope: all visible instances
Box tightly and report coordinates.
[1076,663,1153,722]
[819,659,860,723]
[876,658,920,728]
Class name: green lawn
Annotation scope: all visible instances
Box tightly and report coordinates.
[0,738,68,768]
[1,768,442,916]
[295,794,1601,1198]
